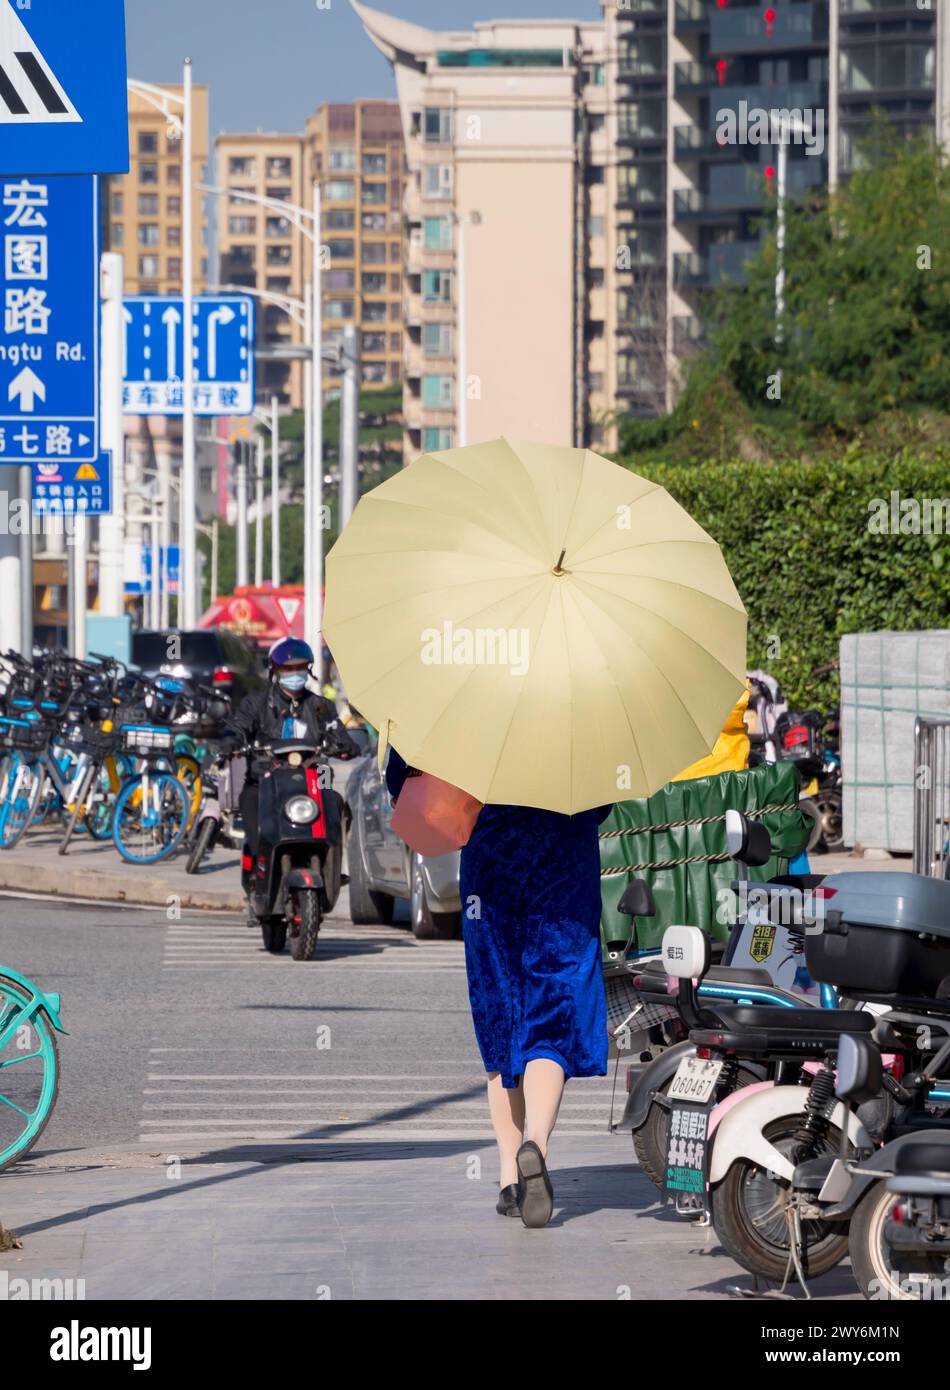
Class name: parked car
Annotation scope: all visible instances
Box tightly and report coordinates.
[131,629,267,709]
[344,749,461,940]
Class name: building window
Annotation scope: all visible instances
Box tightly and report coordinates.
[138,193,160,216]
[229,215,256,235]
[266,157,292,179]
[423,164,453,199]
[588,268,604,289]
[362,152,387,174]
[422,269,452,303]
[328,148,356,171]
[362,272,387,294]
[167,195,181,217]
[327,238,354,260]
[111,223,124,246]
[266,215,292,238]
[390,240,401,262]
[423,322,453,356]
[267,187,291,203]
[167,226,181,247]
[138,223,160,246]
[423,427,453,451]
[226,245,255,270]
[325,180,355,201]
[363,332,387,354]
[390,332,401,352]
[362,241,387,263]
[168,257,181,279]
[111,191,123,215]
[422,375,453,408]
[229,186,254,205]
[266,245,292,266]
[363,301,386,322]
[267,276,291,292]
[138,130,159,155]
[389,272,400,292]
[139,255,160,277]
[389,301,401,321]
[229,156,257,178]
[167,163,181,185]
[423,216,453,250]
[325,269,355,290]
[585,165,605,186]
[362,181,386,205]
[325,209,355,230]
[139,162,159,185]
[588,215,605,238]
[325,299,354,319]
[424,108,454,144]
[362,211,386,231]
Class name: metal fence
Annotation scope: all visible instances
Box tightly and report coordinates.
[913,717,950,878]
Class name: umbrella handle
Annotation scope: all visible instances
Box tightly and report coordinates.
[376,717,392,774]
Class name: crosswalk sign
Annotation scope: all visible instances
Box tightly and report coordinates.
[0,0,129,174]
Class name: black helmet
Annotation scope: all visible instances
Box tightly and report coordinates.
[269,637,314,670]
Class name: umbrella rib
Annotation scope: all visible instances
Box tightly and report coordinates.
[577,569,745,619]
[562,478,666,560]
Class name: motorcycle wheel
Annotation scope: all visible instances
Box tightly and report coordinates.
[633,1064,761,1191]
[288,888,321,961]
[185,817,218,875]
[261,919,287,954]
[799,798,824,854]
[814,786,844,853]
[849,1180,949,1301]
[709,1116,850,1282]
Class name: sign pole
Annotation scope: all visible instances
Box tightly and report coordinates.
[254,434,264,589]
[309,180,324,682]
[18,465,33,656]
[180,56,197,628]
[340,323,360,529]
[235,443,249,588]
[270,394,280,588]
[68,512,87,659]
[98,252,125,615]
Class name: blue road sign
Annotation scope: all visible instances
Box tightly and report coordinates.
[0,173,99,465]
[125,543,180,597]
[0,0,129,175]
[123,295,256,417]
[32,447,111,515]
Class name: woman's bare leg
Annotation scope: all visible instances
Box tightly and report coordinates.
[487,1072,525,1187]
[522,1058,566,1157]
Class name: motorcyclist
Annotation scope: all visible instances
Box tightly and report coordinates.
[230,637,359,858]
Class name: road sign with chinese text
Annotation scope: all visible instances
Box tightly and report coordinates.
[0,173,98,464]
[122,295,256,417]
[32,447,111,515]
[0,0,129,175]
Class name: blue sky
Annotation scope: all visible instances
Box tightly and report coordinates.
[126,0,601,136]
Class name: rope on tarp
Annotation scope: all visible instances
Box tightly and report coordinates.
[598,801,800,839]
[601,852,734,874]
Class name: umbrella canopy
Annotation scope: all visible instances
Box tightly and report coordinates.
[323,439,747,814]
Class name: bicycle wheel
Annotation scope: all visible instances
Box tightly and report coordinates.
[0,755,45,850]
[113,772,189,864]
[175,755,202,832]
[83,761,119,840]
[0,973,60,1172]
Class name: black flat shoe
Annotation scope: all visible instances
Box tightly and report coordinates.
[516,1140,554,1229]
[495,1183,520,1217]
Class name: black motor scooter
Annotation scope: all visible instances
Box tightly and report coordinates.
[241,738,344,960]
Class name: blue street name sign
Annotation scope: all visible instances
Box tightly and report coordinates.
[0,173,99,464]
[123,295,256,417]
[0,0,129,175]
[32,446,111,515]
[125,542,180,597]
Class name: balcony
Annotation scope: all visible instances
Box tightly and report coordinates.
[707,239,760,284]
[709,3,827,56]
[617,116,666,149]
[617,182,665,211]
[673,251,706,287]
[674,0,708,31]
[617,51,666,85]
[673,314,705,355]
[674,61,708,93]
[712,81,825,120]
[673,125,737,160]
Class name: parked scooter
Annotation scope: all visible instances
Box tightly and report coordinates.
[240,737,344,960]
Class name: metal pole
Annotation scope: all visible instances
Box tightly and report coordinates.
[211,516,219,603]
[180,56,197,628]
[150,516,161,630]
[309,180,325,681]
[457,216,467,448]
[159,449,172,628]
[98,251,125,615]
[340,324,360,528]
[18,465,33,656]
[271,394,280,586]
[236,444,249,588]
[69,513,88,659]
[775,121,787,348]
[254,434,265,588]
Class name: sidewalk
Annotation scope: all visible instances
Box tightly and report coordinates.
[0,829,244,911]
[1,1140,861,1301]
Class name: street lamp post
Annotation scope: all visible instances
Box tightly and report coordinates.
[454,211,482,449]
[270,394,280,587]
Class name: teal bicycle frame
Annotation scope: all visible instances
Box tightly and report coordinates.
[0,967,66,1171]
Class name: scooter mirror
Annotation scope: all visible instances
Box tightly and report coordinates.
[661,924,710,981]
[835,1033,883,1105]
[725,808,773,867]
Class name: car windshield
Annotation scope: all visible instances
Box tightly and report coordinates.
[132,634,218,671]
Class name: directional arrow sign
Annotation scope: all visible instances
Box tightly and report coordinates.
[123,295,256,417]
[0,175,99,465]
[0,0,129,175]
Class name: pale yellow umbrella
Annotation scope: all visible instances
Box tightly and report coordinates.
[323,438,746,815]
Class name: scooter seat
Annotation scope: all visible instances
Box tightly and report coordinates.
[716,1006,873,1035]
[635,959,776,989]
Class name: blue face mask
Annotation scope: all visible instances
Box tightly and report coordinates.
[278,672,308,693]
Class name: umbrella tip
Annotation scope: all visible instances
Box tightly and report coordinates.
[552,548,569,576]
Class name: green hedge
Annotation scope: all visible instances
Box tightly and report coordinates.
[625,451,950,710]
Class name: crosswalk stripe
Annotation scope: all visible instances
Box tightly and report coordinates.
[0,2,81,122]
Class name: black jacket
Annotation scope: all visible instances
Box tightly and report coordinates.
[230,683,360,773]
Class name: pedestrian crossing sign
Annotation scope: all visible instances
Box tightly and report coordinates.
[0,0,129,174]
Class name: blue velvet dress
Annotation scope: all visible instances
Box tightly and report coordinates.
[386,750,611,1090]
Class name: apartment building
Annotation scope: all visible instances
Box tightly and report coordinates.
[353,2,623,457]
[610,0,950,415]
[215,132,308,407]
[103,84,210,295]
[306,101,406,400]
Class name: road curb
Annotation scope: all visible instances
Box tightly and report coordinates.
[0,857,244,911]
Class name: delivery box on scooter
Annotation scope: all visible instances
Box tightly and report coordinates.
[804,871,950,998]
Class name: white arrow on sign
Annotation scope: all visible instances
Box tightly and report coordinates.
[206,305,235,380]
[0,1,81,124]
[8,366,45,411]
[162,305,181,380]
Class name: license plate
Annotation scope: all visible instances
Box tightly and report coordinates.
[668,1055,724,1106]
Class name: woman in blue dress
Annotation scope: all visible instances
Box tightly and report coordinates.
[386,748,611,1229]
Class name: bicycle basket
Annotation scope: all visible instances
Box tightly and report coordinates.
[121,723,175,754]
[2,719,52,753]
[603,966,679,1041]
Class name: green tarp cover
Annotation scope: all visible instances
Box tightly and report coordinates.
[599,761,811,957]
